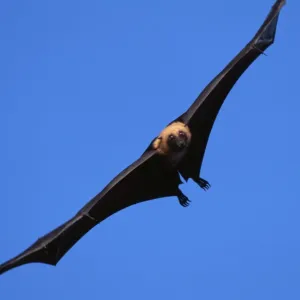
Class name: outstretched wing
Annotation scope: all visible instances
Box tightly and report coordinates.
[0,150,181,275]
[177,0,285,181]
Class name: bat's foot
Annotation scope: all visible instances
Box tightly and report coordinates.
[195,177,211,191]
[177,189,191,207]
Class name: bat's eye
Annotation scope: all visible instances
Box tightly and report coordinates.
[178,131,186,138]
[168,134,175,140]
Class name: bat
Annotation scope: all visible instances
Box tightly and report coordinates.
[0,0,285,275]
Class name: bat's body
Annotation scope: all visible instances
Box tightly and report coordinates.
[0,0,286,275]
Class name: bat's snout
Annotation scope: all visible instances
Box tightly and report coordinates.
[177,140,186,149]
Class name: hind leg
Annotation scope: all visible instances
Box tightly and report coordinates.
[177,188,191,207]
[194,177,211,191]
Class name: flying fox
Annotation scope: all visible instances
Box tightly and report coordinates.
[0,0,286,276]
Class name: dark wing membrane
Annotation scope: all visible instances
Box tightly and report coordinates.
[0,150,181,275]
[178,0,285,180]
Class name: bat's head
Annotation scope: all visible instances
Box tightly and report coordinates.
[152,122,191,155]
[167,130,189,152]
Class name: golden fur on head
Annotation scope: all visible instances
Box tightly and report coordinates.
[152,122,191,155]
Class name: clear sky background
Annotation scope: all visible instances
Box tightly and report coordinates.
[0,0,298,299]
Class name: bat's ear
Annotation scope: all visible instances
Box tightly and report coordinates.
[152,136,162,150]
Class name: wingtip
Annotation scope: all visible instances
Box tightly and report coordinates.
[271,0,286,19]
[281,0,286,7]
[275,0,286,11]
[251,0,286,50]
[0,255,57,276]
[0,260,15,276]
[0,249,31,275]
[0,247,46,276]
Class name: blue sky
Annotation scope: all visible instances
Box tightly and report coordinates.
[0,0,298,299]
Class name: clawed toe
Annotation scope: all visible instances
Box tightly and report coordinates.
[177,192,191,207]
[196,178,211,191]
